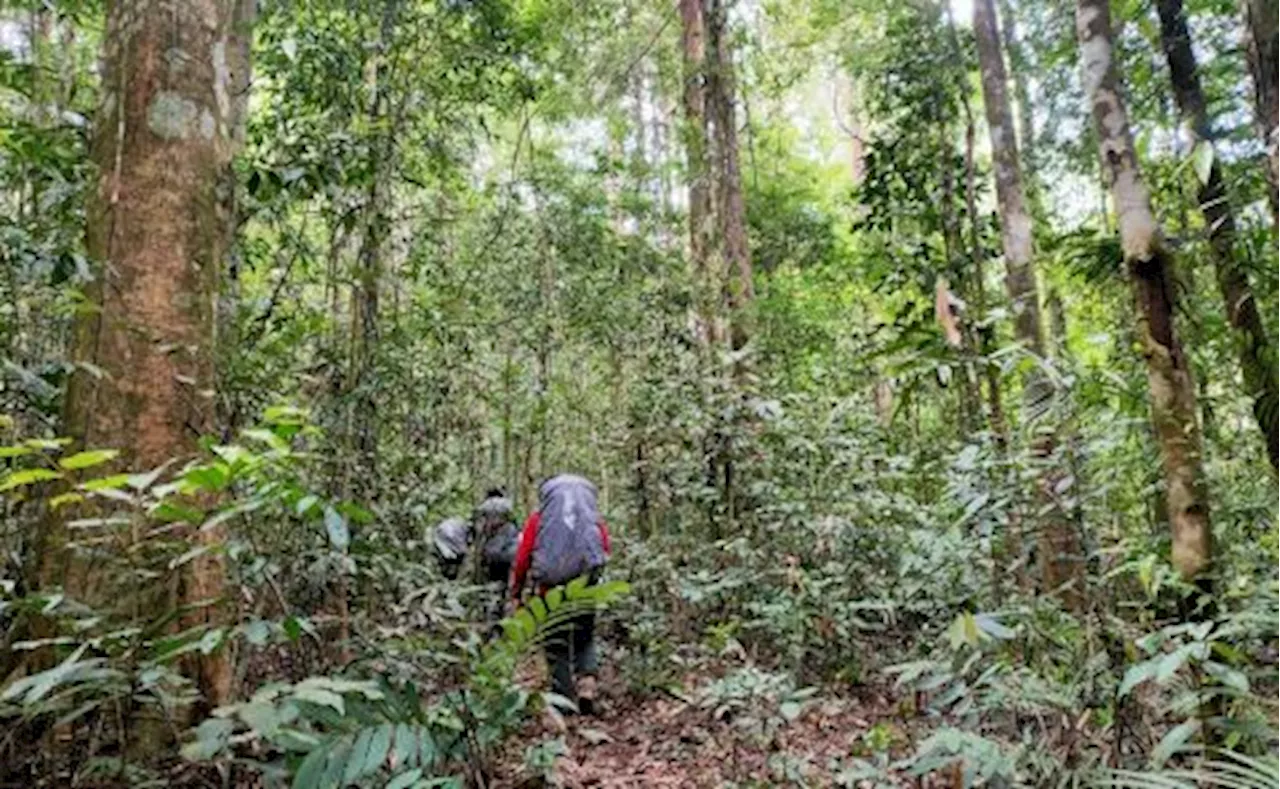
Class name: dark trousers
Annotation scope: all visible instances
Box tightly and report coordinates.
[541,570,601,701]
[544,608,598,700]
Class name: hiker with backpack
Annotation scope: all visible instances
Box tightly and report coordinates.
[472,488,520,623]
[472,488,520,584]
[509,474,611,714]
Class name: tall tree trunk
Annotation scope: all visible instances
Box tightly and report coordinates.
[995,0,1038,193]
[1243,0,1278,220]
[55,0,252,707]
[1158,0,1279,471]
[704,0,755,530]
[1076,0,1212,582]
[705,0,754,351]
[975,0,1080,607]
[679,0,714,344]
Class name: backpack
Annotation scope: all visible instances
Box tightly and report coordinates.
[531,474,607,586]
[433,517,471,562]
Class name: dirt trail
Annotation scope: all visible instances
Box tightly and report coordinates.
[496,667,944,788]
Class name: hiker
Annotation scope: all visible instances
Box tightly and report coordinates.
[509,474,611,714]
[473,488,520,623]
[473,487,520,585]
[432,516,471,580]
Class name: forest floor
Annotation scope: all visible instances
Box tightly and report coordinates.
[495,660,953,788]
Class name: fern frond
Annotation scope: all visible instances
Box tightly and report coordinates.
[1095,750,1279,789]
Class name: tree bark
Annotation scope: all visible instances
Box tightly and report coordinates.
[995,0,1038,192]
[56,0,253,707]
[1157,0,1279,471]
[1076,0,1212,581]
[705,0,754,351]
[1243,0,1278,220]
[679,0,715,345]
[975,0,1080,607]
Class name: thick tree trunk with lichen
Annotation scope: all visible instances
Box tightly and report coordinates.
[54,0,252,707]
[1157,0,1278,471]
[1076,0,1211,581]
[705,0,754,352]
[703,0,756,530]
[1243,0,1278,221]
[974,0,1080,607]
[680,0,715,345]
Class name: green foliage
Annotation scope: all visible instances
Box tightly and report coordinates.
[1096,749,1279,789]
[181,577,629,786]
[0,409,354,773]
[1,0,1277,784]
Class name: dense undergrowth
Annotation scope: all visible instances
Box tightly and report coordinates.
[2,0,1279,785]
[1,394,1275,786]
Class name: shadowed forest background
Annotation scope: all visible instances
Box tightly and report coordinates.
[0,0,1277,785]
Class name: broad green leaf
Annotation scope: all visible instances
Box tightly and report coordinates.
[0,467,63,492]
[151,500,205,524]
[292,741,330,789]
[239,700,283,738]
[0,445,32,458]
[386,768,423,789]
[181,718,234,761]
[1203,661,1249,694]
[242,619,271,646]
[81,473,131,492]
[319,738,352,789]
[364,723,394,778]
[1154,647,1190,682]
[58,449,119,470]
[1118,658,1159,697]
[343,727,377,785]
[264,404,308,424]
[417,727,437,768]
[947,612,980,650]
[49,492,84,509]
[779,700,805,721]
[198,628,225,655]
[1191,140,1214,185]
[2,644,92,703]
[973,614,1015,640]
[242,428,287,450]
[283,616,316,642]
[1151,719,1199,768]
[528,596,548,623]
[184,464,229,492]
[515,608,536,640]
[294,686,344,715]
[391,724,418,770]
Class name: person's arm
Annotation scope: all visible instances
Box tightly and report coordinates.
[597,518,611,555]
[509,512,540,600]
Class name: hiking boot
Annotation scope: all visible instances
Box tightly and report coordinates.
[577,675,598,716]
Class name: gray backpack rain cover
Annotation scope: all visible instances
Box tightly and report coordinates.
[532,474,607,586]
[433,517,470,561]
